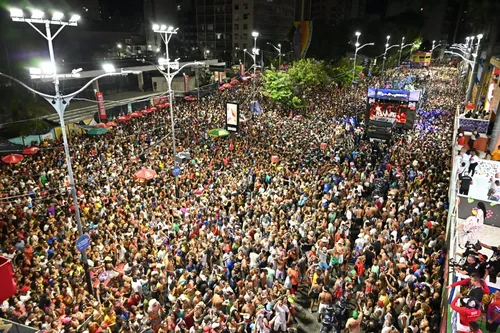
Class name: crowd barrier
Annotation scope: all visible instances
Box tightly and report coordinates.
[0,318,39,333]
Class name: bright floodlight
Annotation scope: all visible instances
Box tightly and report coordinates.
[69,14,80,21]
[385,43,389,47]
[40,61,55,74]
[52,12,64,20]
[158,58,166,65]
[29,68,42,75]
[167,26,174,32]
[10,8,23,17]
[160,25,167,31]
[386,35,390,40]
[355,42,360,47]
[278,43,281,47]
[477,34,483,39]
[102,64,115,73]
[117,44,122,48]
[31,9,44,19]
[156,47,160,52]
[152,24,160,30]
[355,31,361,36]
[252,31,259,37]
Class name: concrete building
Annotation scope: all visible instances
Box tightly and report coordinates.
[195,0,233,59]
[309,0,365,26]
[232,0,295,50]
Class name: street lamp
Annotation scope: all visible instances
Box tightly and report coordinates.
[431,40,442,53]
[151,24,204,196]
[252,31,259,72]
[267,42,282,68]
[5,8,139,296]
[398,37,413,66]
[243,48,259,74]
[352,32,374,82]
[382,35,399,72]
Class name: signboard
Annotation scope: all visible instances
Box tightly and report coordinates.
[240,64,245,76]
[184,75,189,94]
[218,72,223,85]
[226,102,239,132]
[96,92,106,121]
[173,166,181,177]
[76,234,91,252]
[127,103,132,113]
[293,21,313,59]
[369,100,409,124]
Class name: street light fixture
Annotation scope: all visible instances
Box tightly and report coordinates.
[267,42,282,68]
[382,35,399,72]
[3,8,139,296]
[352,32,374,82]
[398,37,413,66]
[150,24,204,196]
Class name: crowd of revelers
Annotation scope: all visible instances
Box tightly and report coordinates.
[0,65,468,333]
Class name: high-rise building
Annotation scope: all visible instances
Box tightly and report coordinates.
[310,0,366,26]
[232,0,295,51]
[194,0,233,59]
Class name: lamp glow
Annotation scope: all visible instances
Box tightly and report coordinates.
[10,8,24,17]
[355,31,361,36]
[40,62,55,74]
[160,25,167,31]
[52,12,64,20]
[102,64,115,73]
[477,34,483,39]
[31,9,44,19]
[152,24,160,30]
[69,14,80,22]
[29,68,42,75]
[252,31,259,37]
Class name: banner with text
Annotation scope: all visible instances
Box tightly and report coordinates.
[96,92,106,121]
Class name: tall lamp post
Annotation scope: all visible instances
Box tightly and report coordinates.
[352,31,374,82]
[267,42,282,68]
[398,37,413,66]
[6,8,139,295]
[151,24,204,196]
[382,35,399,72]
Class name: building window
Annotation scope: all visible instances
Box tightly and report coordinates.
[243,24,248,29]
[234,14,239,20]
[234,4,239,10]
[234,24,239,30]
[243,43,247,49]
[243,33,247,39]
[217,33,222,39]
[243,13,249,19]
[235,43,239,48]
[207,24,214,31]
[243,3,248,10]
[234,34,239,39]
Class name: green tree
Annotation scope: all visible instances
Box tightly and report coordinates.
[288,58,329,89]
[261,69,294,106]
[330,57,363,85]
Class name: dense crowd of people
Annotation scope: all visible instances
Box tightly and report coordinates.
[0,65,463,333]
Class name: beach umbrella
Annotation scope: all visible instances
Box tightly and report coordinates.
[134,168,157,180]
[208,128,230,137]
[118,115,131,122]
[130,112,143,118]
[95,123,108,128]
[2,154,24,164]
[105,121,118,127]
[218,86,225,91]
[87,128,109,136]
[230,79,239,85]
[222,83,232,89]
[151,107,158,111]
[23,146,39,155]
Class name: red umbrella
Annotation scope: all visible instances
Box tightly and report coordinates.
[118,115,131,122]
[106,121,118,127]
[23,146,39,155]
[230,79,239,85]
[222,83,232,89]
[2,154,24,164]
[134,168,157,180]
[130,112,143,118]
[95,123,108,128]
[151,107,158,111]
[142,108,152,114]
[218,86,225,91]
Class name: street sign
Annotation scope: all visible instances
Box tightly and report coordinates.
[76,234,91,252]
[173,166,181,177]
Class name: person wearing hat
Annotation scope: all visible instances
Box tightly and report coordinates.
[450,293,481,333]
[345,308,363,333]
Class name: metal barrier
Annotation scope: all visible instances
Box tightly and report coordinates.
[0,318,39,333]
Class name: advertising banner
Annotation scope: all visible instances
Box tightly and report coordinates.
[96,92,106,121]
[240,64,245,77]
[368,99,409,124]
[153,96,168,106]
[218,72,223,85]
[293,21,313,59]
[226,102,239,132]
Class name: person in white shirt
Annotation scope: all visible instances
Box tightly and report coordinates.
[468,150,479,177]
[272,299,289,332]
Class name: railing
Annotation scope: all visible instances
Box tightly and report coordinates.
[441,104,461,332]
[0,318,39,333]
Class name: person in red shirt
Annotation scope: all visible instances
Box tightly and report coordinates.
[450,293,481,333]
[447,273,490,302]
[486,290,500,333]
